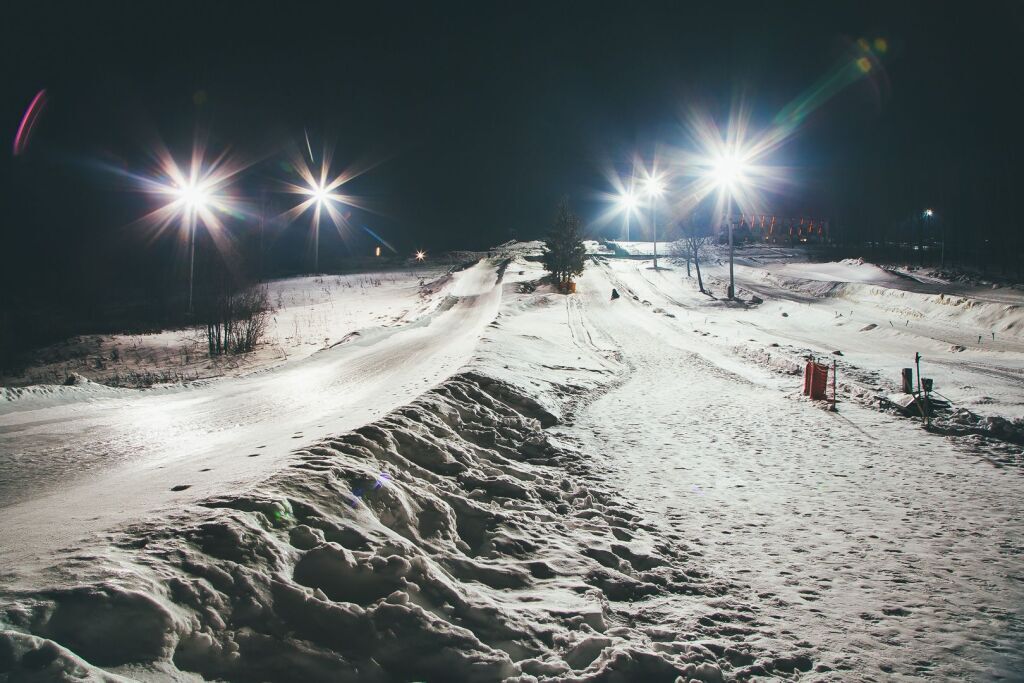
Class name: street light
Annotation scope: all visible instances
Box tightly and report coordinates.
[415,250,426,261]
[705,152,750,299]
[641,172,665,268]
[282,155,353,274]
[127,139,247,316]
[616,186,640,242]
[923,208,942,268]
[172,179,212,314]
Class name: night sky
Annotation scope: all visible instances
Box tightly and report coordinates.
[2,1,1022,320]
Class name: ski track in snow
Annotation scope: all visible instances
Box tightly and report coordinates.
[0,262,500,574]
[1,245,1023,681]
[559,259,1024,680]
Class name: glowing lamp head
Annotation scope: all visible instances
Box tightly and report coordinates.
[415,250,426,261]
[924,209,934,218]
[312,183,328,206]
[617,188,639,213]
[175,182,209,211]
[709,154,746,189]
[642,175,665,198]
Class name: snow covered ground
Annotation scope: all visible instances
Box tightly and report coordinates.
[1,244,1022,681]
[0,268,450,388]
[0,262,497,574]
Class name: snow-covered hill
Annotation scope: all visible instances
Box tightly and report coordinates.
[1,247,1022,681]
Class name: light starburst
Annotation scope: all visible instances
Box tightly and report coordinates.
[668,102,791,229]
[116,135,251,312]
[127,137,248,251]
[280,141,373,270]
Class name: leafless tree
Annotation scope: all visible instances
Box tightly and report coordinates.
[198,280,271,356]
[673,218,712,294]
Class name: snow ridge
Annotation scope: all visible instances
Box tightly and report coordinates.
[1,371,766,682]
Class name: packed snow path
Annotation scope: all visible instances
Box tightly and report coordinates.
[558,261,1024,679]
[0,261,500,575]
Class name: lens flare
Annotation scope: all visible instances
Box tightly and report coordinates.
[13,89,47,156]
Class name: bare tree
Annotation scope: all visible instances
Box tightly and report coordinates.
[197,278,271,356]
[675,218,712,294]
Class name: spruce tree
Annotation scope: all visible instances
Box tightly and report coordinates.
[542,198,586,289]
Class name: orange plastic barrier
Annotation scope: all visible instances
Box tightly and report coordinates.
[803,361,829,400]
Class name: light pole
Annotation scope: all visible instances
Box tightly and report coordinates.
[283,153,350,275]
[726,197,734,299]
[174,181,210,316]
[923,208,940,268]
[706,153,747,300]
[642,173,665,269]
[616,186,639,245]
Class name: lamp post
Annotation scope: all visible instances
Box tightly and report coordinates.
[642,173,665,269]
[923,208,940,268]
[706,153,747,300]
[616,186,639,245]
[173,181,210,316]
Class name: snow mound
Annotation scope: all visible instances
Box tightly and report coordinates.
[2,372,762,681]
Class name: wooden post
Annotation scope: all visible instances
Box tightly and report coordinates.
[831,359,837,411]
[914,352,929,428]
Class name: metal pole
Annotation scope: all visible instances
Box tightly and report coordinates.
[188,216,195,316]
[652,195,658,269]
[314,223,319,274]
[258,190,265,282]
[727,196,735,299]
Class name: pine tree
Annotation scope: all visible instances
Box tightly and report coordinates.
[542,198,586,290]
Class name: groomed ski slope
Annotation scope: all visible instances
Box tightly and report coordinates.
[1,246,1022,681]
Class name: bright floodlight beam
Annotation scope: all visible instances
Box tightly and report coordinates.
[616,187,639,242]
[175,182,209,211]
[119,136,248,317]
[710,154,745,189]
[173,179,213,314]
[281,152,357,273]
[415,250,426,261]
[706,152,751,299]
[642,172,666,268]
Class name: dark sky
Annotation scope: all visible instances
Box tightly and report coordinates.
[2,1,1022,286]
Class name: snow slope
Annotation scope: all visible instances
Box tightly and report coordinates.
[558,258,1023,679]
[1,268,450,388]
[0,261,499,576]
[1,247,1022,681]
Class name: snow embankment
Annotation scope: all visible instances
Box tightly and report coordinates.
[1,371,752,682]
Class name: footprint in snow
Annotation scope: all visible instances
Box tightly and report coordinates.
[170,484,191,492]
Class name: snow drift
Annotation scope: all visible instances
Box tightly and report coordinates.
[1,371,774,682]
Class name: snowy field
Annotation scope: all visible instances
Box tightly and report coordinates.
[0,267,450,389]
[1,243,1022,681]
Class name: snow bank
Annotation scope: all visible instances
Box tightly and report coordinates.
[748,266,1024,339]
[1,371,748,681]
